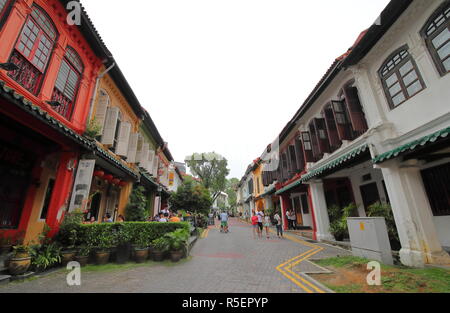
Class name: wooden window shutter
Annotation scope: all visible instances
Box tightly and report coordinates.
[135,134,143,164]
[323,105,341,151]
[148,150,155,174]
[101,106,119,145]
[288,145,298,174]
[314,118,331,155]
[343,86,368,133]
[331,100,352,140]
[95,90,109,132]
[140,143,150,168]
[153,156,159,177]
[309,122,321,160]
[294,138,305,172]
[301,132,314,163]
[115,122,131,157]
[126,133,139,163]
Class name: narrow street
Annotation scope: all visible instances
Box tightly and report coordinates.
[0,219,349,293]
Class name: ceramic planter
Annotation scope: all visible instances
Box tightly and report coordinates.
[95,250,110,265]
[8,255,31,275]
[116,244,130,264]
[170,250,183,262]
[134,248,149,263]
[74,255,89,267]
[152,250,164,262]
[61,250,76,265]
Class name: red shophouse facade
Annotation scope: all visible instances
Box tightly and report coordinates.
[0,0,102,242]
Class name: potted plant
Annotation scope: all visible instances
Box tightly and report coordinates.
[74,245,90,267]
[151,237,169,262]
[165,229,189,262]
[8,245,32,276]
[29,242,61,273]
[60,229,77,265]
[115,224,131,264]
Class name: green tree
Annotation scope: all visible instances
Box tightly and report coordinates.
[125,185,148,221]
[225,178,239,211]
[185,152,230,198]
[169,179,212,216]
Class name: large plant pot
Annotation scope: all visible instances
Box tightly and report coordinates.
[95,250,110,265]
[116,244,130,264]
[134,248,149,263]
[61,250,76,265]
[152,250,164,262]
[8,256,31,276]
[75,255,89,267]
[170,250,183,262]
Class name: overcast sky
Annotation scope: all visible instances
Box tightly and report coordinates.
[82,0,390,179]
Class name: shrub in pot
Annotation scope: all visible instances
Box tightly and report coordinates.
[55,211,83,265]
[165,228,189,262]
[86,225,117,265]
[29,242,61,273]
[9,245,31,276]
[74,246,90,267]
[115,224,131,264]
[151,237,169,262]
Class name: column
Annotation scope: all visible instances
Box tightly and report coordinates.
[280,194,290,231]
[379,159,450,267]
[308,180,334,241]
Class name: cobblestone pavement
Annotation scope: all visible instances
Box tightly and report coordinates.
[0,218,350,293]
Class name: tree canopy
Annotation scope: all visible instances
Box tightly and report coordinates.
[169,179,212,216]
[185,152,230,197]
[225,178,239,211]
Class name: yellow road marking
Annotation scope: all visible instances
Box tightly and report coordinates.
[201,228,210,238]
[272,229,326,293]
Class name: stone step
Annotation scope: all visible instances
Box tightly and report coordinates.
[0,275,11,285]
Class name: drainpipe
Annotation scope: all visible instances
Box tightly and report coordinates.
[86,61,116,126]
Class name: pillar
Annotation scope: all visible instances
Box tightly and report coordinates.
[308,180,334,241]
[280,194,290,231]
[378,159,450,267]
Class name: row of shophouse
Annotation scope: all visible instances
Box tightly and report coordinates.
[237,0,450,268]
[0,0,183,244]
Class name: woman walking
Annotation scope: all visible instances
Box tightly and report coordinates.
[251,210,259,239]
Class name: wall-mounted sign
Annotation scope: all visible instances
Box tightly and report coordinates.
[68,159,96,212]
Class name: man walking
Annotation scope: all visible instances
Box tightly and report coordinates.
[274,211,283,238]
[220,211,229,233]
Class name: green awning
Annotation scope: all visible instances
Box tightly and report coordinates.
[275,178,302,195]
[300,144,369,183]
[373,126,450,164]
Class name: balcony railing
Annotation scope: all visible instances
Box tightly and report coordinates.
[51,88,73,120]
[8,50,42,95]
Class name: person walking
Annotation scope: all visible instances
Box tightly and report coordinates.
[289,210,297,230]
[251,210,259,239]
[256,209,264,239]
[274,211,283,238]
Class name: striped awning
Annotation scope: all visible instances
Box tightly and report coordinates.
[373,126,450,164]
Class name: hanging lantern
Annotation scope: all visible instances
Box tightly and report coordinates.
[104,174,113,183]
[119,180,127,187]
[93,170,105,178]
[112,178,121,185]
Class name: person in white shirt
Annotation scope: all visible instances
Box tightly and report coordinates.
[256,209,264,238]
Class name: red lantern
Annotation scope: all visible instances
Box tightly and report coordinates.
[93,170,105,178]
[119,181,127,187]
[112,178,121,185]
[104,174,113,182]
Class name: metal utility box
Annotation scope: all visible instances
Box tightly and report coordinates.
[347,217,393,265]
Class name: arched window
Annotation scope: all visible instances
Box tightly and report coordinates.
[8,5,57,95]
[52,47,84,120]
[379,46,426,109]
[421,1,450,76]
